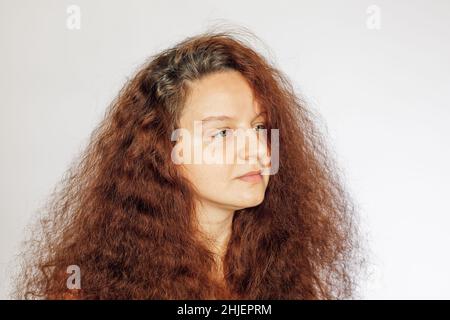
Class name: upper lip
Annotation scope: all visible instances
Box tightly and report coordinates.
[237,169,262,178]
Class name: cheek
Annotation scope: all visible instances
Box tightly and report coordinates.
[263,174,270,187]
[182,164,231,189]
[180,137,235,189]
[202,138,236,165]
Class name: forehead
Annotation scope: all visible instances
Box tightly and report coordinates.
[181,70,263,122]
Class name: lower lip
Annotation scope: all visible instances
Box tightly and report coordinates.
[238,174,262,183]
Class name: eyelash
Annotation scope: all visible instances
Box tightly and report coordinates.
[211,123,266,139]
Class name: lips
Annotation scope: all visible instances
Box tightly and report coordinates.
[238,170,262,183]
[237,169,262,179]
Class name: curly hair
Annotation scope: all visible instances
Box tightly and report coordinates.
[13,28,365,300]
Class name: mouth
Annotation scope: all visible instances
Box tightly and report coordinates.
[236,170,263,183]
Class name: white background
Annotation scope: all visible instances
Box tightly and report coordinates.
[1,0,449,299]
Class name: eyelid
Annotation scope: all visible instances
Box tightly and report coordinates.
[207,119,267,136]
[211,126,232,133]
[210,123,265,133]
[254,121,267,129]
[253,117,267,124]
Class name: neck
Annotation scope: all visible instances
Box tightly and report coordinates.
[194,200,235,257]
[194,199,235,283]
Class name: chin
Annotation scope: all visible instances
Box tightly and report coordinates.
[235,192,265,208]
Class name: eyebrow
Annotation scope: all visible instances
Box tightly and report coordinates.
[201,112,266,124]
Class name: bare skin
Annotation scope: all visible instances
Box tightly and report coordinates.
[176,70,271,285]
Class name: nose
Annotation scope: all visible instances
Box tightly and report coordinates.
[235,128,269,165]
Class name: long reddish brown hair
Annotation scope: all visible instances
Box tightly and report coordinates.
[14,29,365,299]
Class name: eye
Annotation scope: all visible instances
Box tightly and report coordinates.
[254,123,266,131]
[212,128,233,139]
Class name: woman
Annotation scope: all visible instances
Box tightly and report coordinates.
[14,30,364,299]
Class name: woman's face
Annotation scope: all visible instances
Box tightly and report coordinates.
[174,70,271,211]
